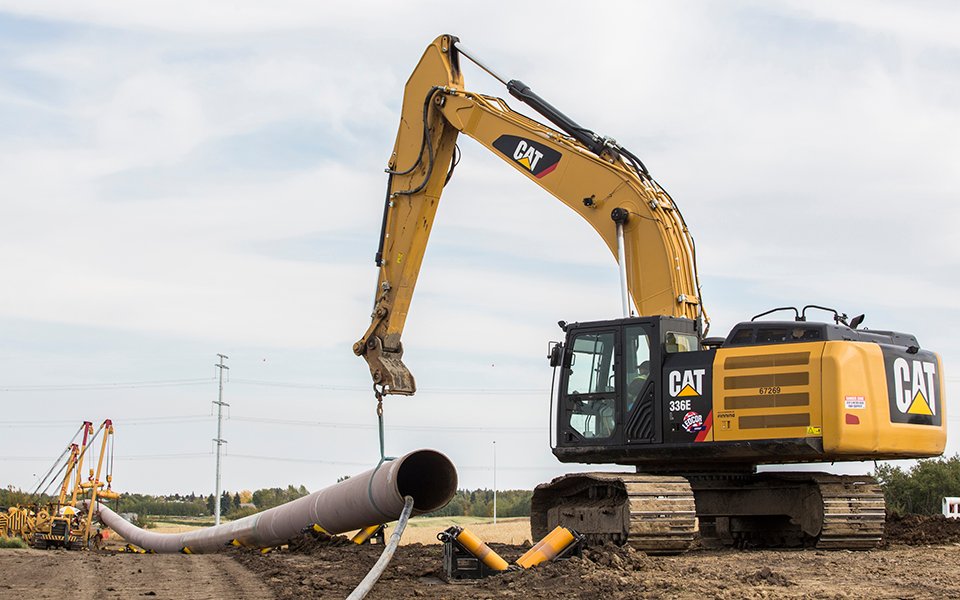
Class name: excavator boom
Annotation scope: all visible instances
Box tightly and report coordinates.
[355,35,706,395]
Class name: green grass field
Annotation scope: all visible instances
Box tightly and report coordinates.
[141,514,531,546]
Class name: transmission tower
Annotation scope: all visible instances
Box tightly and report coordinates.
[213,354,229,525]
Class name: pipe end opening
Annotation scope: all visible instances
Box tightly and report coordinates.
[396,450,458,513]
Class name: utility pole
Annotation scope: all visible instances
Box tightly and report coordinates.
[493,440,497,525]
[213,354,229,526]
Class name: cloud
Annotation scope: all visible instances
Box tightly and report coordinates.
[1,2,957,491]
[772,0,960,51]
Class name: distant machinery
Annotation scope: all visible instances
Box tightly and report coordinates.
[2,419,119,550]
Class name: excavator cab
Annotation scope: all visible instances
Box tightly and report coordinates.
[552,316,708,462]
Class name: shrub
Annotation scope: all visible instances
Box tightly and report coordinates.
[875,455,960,515]
[0,536,28,549]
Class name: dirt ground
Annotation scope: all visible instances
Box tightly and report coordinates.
[4,516,960,599]
[0,548,272,599]
[883,513,960,546]
[232,536,960,600]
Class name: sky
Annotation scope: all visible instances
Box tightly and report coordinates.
[0,1,957,497]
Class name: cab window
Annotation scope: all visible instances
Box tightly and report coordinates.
[626,326,650,387]
[568,399,616,439]
[565,331,616,439]
[565,332,615,395]
[665,331,699,353]
[625,325,652,399]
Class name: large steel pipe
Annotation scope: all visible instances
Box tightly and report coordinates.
[86,449,457,553]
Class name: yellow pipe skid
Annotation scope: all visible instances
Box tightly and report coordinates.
[450,527,509,571]
[516,526,576,569]
[351,524,382,545]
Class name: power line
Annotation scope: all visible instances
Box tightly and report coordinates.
[4,410,958,430]
[228,415,544,433]
[0,415,213,428]
[0,372,952,394]
[0,376,545,396]
[3,451,562,471]
[0,414,547,432]
[229,378,545,395]
[0,377,215,392]
[223,452,562,471]
[1,452,213,462]
[225,453,371,467]
[118,453,213,461]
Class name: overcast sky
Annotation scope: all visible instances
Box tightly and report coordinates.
[1,1,957,497]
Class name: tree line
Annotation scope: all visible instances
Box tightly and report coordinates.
[2,484,533,519]
[426,489,533,518]
[10,457,960,521]
[875,455,960,515]
[0,484,311,520]
[119,485,311,519]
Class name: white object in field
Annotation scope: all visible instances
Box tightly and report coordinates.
[943,497,960,519]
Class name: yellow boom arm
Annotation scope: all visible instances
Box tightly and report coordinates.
[355,35,706,395]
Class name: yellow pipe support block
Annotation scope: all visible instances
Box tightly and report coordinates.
[515,526,576,569]
[454,527,509,571]
[351,524,382,545]
[312,524,328,534]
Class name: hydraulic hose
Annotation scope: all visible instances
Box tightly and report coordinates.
[346,495,415,600]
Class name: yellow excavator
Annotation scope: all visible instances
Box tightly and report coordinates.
[355,35,947,552]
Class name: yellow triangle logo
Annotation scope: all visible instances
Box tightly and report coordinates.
[517,156,532,170]
[677,384,699,397]
[907,390,933,415]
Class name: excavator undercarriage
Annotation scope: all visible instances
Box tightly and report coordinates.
[531,471,885,554]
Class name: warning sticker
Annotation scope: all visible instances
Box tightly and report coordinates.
[844,396,866,410]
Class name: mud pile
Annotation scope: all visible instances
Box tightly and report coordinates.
[885,513,960,546]
[284,529,353,553]
[475,542,656,598]
[230,524,960,599]
[231,533,452,599]
[740,566,795,587]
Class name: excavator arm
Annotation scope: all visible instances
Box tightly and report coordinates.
[354,35,707,395]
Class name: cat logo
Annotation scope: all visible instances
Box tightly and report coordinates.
[883,349,942,426]
[491,135,562,179]
[892,358,937,416]
[669,369,706,397]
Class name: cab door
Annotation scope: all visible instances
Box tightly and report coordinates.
[558,328,622,446]
[622,322,662,444]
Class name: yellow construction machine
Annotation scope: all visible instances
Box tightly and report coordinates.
[355,35,947,552]
[5,419,120,550]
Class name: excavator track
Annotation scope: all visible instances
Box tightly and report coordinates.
[531,473,698,555]
[532,471,884,553]
[690,472,885,550]
[807,474,886,549]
